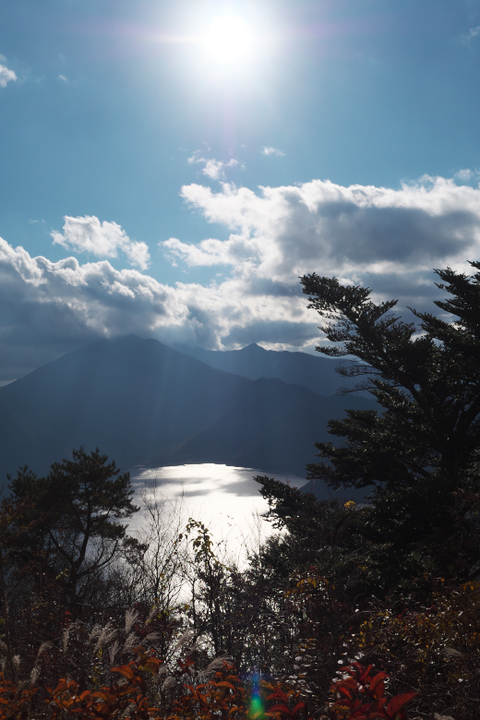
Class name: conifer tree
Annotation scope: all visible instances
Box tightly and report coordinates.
[7,447,142,616]
[296,263,480,583]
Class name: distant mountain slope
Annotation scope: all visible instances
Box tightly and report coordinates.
[178,343,351,396]
[0,336,378,482]
[168,377,375,477]
[0,335,244,477]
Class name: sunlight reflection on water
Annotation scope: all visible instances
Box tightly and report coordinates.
[129,463,307,561]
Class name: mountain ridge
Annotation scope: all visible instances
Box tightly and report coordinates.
[0,336,377,486]
[175,341,348,397]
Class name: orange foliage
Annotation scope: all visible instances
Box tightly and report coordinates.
[0,672,37,720]
[47,646,162,719]
[0,646,417,720]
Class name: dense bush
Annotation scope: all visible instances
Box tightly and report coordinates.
[0,455,475,718]
[344,580,480,718]
[0,649,418,720]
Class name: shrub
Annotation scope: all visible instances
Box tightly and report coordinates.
[346,580,480,718]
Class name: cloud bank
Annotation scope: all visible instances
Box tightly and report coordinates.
[172,175,480,278]
[2,174,480,381]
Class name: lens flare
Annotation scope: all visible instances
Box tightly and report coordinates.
[250,696,264,717]
[204,16,253,64]
[249,671,264,718]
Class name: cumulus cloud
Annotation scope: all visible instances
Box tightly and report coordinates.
[158,173,480,346]
[163,233,257,267]
[0,239,184,380]
[4,173,480,381]
[0,238,313,381]
[262,147,285,157]
[0,60,17,88]
[222,319,318,347]
[173,176,480,285]
[51,216,150,270]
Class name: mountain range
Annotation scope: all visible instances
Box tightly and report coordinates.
[177,342,347,396]
[0,336,377,490]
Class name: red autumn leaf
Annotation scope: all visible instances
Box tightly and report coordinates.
[216,681,237,691]
[336,685,355,701]
[266,688,289,703]
[91,691,109,701]
[111,665,135,681]
[369,673,387,700]
[351,663,373,683]
[291,701,306,715]
[267,703,294,717]
[386,691,417,716]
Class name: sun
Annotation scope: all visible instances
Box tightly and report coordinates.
[204,16,253,64]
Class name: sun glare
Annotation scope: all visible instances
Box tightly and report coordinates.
[204,16,253,64]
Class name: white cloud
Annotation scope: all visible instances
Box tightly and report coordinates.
[203,158,239,180]
[262,147,285,157]
[0,62,17,88]
[188,150,239,180]
[202,160,225,180]
[188,149,206,165]
[0,237,314,381]
[0,239,186,380]
[454,168,480,183]
[174,176,480,285]
[157,174,480,341]
[4,173,480,381]
[461,25,480,45]
[163,233,256,267]
[58,74,68,82]
[51,216,151,270]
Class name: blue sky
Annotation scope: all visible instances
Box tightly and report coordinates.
[1,0,480,382]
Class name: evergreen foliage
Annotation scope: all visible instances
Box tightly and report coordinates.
[6,447,142,617]
[293,263,480,586]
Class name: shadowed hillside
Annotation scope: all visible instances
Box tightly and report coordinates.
[177,342,348,396]
[0,335,377,480]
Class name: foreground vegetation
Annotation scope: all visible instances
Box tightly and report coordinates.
[2,263,480,719]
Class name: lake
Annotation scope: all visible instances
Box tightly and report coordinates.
[129,463,308,562]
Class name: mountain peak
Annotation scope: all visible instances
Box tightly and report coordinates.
[239,343,266,354]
